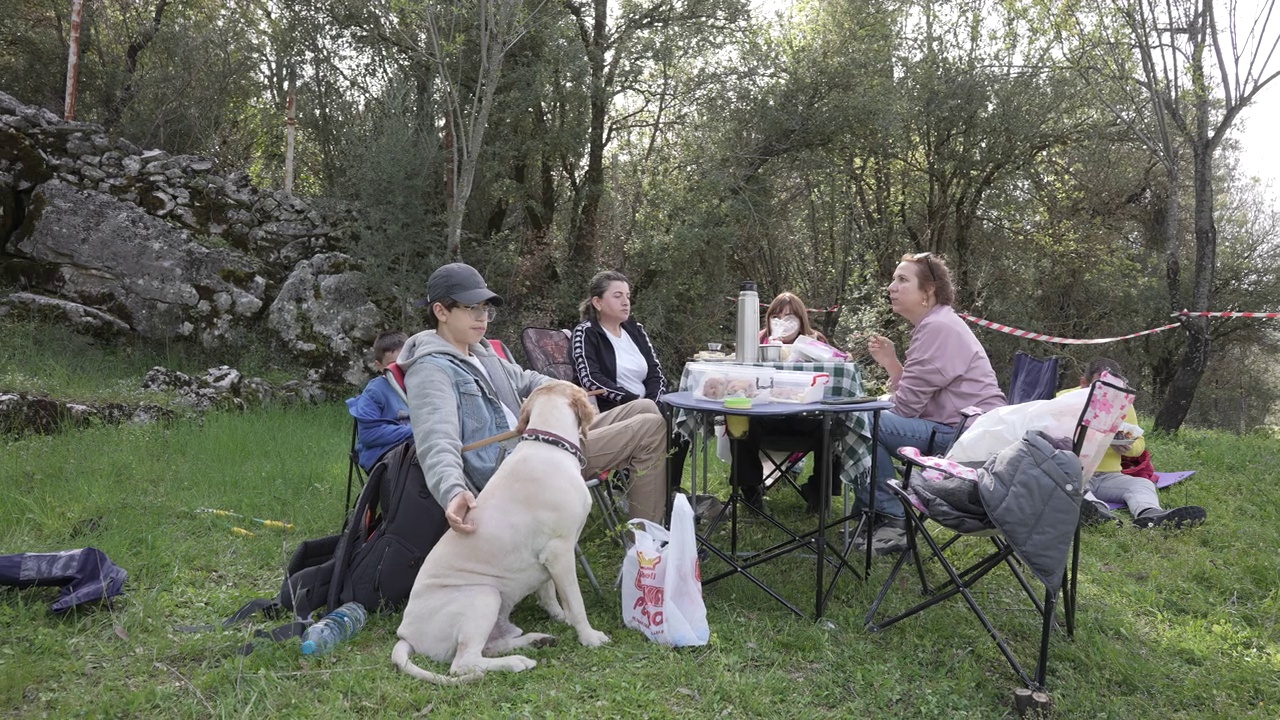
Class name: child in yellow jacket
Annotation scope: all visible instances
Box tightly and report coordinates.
[1063,358,1206,529]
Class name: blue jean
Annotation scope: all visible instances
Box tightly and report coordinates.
[861,411,957,517]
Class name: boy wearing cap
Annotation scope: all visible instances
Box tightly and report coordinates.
[398,263,671,538]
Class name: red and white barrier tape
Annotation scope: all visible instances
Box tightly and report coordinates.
[959,314,1182,345]
[1175,310,1280,318]
[961,309,1279,345]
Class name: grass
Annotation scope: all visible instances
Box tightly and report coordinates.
[0,317,294,404]
[1,405,1278,718]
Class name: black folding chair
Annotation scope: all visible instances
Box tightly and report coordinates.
[1008,351,1061,405]
[520,327,578,383]
[865,373,1135,692]
[344,419,366,523]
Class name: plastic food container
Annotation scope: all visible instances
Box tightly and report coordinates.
[768,370,832,403]
[687,363,774,401]
[790,335,850,363]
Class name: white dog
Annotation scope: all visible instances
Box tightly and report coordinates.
[391,381,610,684]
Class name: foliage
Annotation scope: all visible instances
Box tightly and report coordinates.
[1,405,1278,716]
[3,0,1280,429]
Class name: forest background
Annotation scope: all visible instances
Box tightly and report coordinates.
[3,0,1279,433]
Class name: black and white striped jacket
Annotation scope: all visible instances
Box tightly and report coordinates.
[571,319,667,412]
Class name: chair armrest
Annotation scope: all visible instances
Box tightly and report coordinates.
[897,447,980,481]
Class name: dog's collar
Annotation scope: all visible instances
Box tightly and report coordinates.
[520,430,587,468]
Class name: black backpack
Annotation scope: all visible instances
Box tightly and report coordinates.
[225,440,448,651]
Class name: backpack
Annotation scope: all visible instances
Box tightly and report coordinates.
[225,339,511,651]
[225,440,448,651]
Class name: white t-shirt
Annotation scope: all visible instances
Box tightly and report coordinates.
[605,327,649,397]
[463,354,520,431]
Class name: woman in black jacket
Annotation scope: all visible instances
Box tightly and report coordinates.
[572,270,687,495]
[571,270,666,411]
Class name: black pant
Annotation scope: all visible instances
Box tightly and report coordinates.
[667,432,690,489]
[728,417,840,493]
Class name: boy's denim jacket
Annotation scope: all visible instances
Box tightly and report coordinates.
[399,330,549,507]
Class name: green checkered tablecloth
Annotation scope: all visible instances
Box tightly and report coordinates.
[672,361,876,488]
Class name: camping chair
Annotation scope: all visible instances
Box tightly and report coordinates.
[520,327,578,382]
[1008,351,1061,405]
[344,419,367,521]
[753,440,840,514]
[865,372,1134,692]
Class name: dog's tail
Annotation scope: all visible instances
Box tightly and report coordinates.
[391,639,483,685]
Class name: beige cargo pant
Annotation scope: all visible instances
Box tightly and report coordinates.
[581,399,669,523]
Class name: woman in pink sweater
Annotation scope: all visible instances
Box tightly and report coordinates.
[862,253,1006,554]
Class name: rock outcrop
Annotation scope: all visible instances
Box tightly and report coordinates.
[0,366,327,437]
[141,365,327,410]
[0,90,379,384]
[0,392,176,437]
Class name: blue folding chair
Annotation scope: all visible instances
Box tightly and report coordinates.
[1008,352,1060,405]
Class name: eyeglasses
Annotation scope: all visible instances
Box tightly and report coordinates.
[456,303,498,322]
[911,252,938,282]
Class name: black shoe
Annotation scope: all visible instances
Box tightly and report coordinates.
[869,516,909,555]
[1080,500,1119,527]
[741,485,766,513]
[799,480,823,514]
[851,515,906,552]
[1133,506,1207,529]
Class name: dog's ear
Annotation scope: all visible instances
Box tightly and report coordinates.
[571,389,597,444]
[516,393,534,434]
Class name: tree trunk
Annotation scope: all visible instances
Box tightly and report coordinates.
[1154,138,1216,432]
[104,0,171,128]
[568,0,608,264]
[283,65,297,195]
[63,0,85,121]
[1154,317,1211,431]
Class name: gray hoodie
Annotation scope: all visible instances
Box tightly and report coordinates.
[398,330,551,507]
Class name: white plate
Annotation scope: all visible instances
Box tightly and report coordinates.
[1111,421,1144,446]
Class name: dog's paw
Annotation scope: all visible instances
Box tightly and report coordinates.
[577,628,610,647]
[540,602,567,623]
[525,633,558,649]
[500,655,537,672]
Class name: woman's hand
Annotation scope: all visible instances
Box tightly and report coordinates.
[868,335,897,368]
[869,334,904,390]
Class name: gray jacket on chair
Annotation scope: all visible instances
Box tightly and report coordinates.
[977,430,1084,595]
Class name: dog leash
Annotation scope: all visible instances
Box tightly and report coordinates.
[461,430,520,453]
[459,389,604,453]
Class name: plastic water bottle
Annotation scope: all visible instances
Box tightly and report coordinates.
[300,601,368,655]
[736,281,759,364]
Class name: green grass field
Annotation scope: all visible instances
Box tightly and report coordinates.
[1,404,1277,718]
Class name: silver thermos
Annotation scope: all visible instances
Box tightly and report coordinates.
[736,281,759,363]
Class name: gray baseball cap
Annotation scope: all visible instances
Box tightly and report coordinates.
[415,263,504,307]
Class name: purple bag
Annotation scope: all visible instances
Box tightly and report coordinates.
[0,547,127,612]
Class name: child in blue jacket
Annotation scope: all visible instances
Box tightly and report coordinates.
[346,331,414,470]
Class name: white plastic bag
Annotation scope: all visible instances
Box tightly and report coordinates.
[946,392,1087,465]
[621,494,709,646]
[946,384,1129,480]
